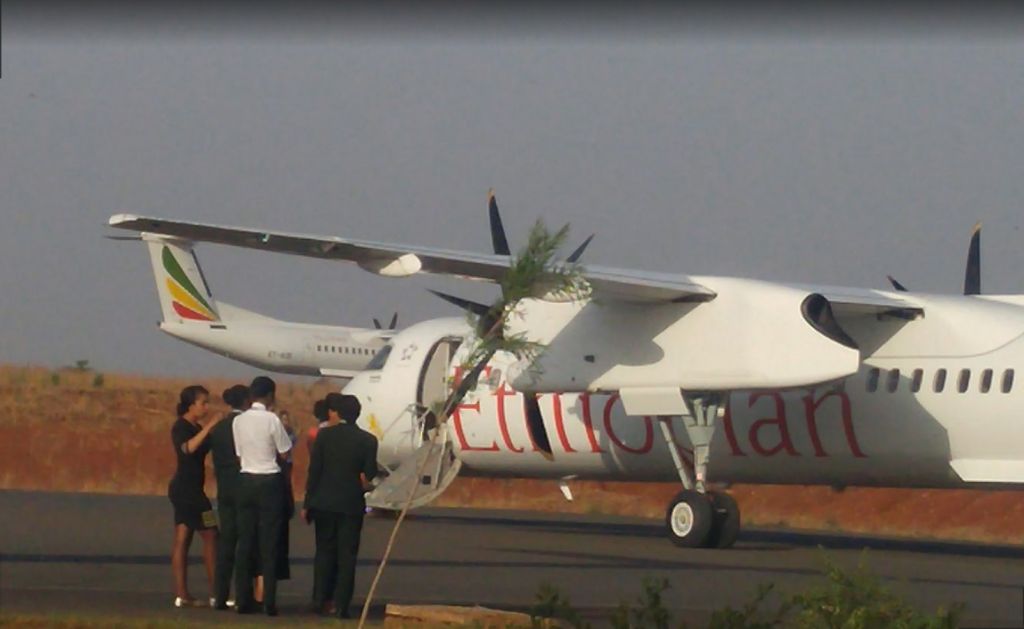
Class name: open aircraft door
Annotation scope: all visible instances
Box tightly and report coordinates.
[366,336,464,511]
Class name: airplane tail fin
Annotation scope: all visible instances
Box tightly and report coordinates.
[144,234,221,323]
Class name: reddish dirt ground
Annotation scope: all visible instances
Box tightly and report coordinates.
[3,365,1022,545]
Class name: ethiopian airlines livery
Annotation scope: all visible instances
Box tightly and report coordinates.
[109,196,1024,549]
[127,234,390,378]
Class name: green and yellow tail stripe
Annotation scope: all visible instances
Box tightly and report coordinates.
[162,245,217,321]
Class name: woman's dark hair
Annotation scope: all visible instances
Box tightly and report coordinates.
[177,385,209,417]
[222,384,249,411]
[313,398,328,423]
[326,392,362,422]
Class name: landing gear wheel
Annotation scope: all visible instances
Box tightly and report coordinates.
[706,491,741,549]
[665,490,713,548]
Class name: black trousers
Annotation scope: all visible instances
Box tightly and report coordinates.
[235,472,286,610]
[312,510,365,614]
[213,478,239,606]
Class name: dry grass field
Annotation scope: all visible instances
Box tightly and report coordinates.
[3,364,1022,545]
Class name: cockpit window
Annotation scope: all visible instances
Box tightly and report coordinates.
[365,344,392,370]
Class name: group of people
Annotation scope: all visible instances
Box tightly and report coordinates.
[167,375,379,619]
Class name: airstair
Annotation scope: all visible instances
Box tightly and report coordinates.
[366,429,462,511]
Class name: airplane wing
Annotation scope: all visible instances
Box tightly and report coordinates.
[108,214,717,303]
[108,214,924,314]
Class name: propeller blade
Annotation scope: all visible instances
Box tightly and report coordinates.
[488,189,511,256]
[104,235,144,241]
[388,312,398,330]
[372,318,383,329]
[964,221,981,296]
[428,289,491,318]
[566,234,594,263]
[886,275,908,292]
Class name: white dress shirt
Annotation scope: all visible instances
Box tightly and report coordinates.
[232,402,293,474]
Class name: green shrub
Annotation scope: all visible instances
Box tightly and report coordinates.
[530,552,962,629]
[92,373,105,388]
[788,555,962,629]
[531,582,589,629]
[707,584,789,629]
[708,553,962,629]
[50,372,60,386]
[610,577,673,629]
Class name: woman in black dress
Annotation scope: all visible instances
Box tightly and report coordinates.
[169,385,221,607]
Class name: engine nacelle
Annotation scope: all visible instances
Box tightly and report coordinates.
[505,276,861,394]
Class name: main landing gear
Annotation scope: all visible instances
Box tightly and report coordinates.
[658,393,741,549]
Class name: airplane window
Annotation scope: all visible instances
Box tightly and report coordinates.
[886,369,900,393]
[910,369,923,393]
[1003,369,1015,393]
[933,369,947,393]
[980,369,993,393]
[957,369,970,393]
[366,344,392,370]
[866,368,880,393]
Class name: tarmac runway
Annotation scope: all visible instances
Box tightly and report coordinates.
[1,490,1022,627]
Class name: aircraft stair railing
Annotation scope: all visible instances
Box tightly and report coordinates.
[374,402,426,464]
[365,405,462,511]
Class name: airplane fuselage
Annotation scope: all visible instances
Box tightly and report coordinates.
[160,318,387,377]
[348,291,1024,489]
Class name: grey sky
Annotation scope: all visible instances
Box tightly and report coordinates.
[3,33,1024,377]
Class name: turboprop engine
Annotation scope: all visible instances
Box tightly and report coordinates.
[503,278,862,412]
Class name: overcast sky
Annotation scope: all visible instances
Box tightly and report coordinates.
[3,12,1024,377]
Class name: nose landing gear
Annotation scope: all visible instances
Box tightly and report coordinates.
[659,393,741,549]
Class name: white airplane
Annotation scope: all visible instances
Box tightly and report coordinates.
[113,234,392,378]
[109,203,1024,549]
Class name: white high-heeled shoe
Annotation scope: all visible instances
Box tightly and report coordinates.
[174,596,205,608]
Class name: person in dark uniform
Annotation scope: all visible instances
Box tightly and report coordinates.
[168,385,221,608]
[304,397,331,611]
[302,393,378,619]
[233,376,292,616]
[208,384,249,610]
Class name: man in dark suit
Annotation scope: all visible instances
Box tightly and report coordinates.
[302,393,379,619]
[209,384,249,610]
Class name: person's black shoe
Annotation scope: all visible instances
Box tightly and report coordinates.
[265,605,278,617]
[336,609,351,620]
[235,604,256,615]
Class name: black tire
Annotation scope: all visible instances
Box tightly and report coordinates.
[706,491,741,549]
[665,490,713,548]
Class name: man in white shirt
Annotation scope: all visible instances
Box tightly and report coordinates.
[232,376,292,616]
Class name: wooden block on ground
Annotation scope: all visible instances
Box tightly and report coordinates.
[384,603,571,627]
